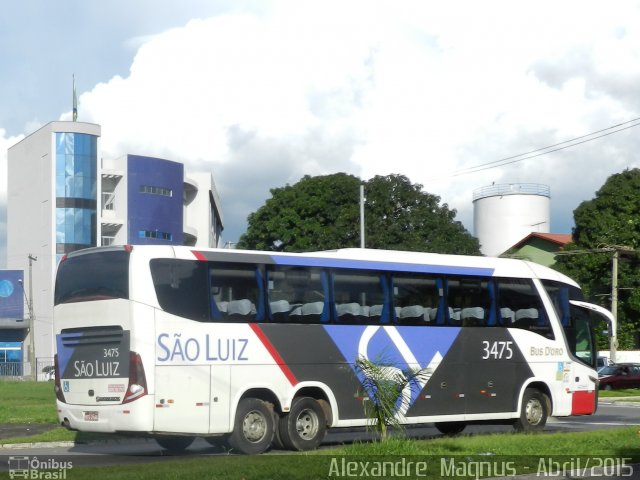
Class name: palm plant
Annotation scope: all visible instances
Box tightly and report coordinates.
[354,354,432,441]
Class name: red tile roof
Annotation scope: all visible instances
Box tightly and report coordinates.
[509,232,572,250]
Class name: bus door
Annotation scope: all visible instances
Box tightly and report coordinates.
[565,300,612,415]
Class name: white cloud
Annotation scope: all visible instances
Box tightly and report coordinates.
[57,0,640,243]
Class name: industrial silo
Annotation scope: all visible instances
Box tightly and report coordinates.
[473,183,550,257]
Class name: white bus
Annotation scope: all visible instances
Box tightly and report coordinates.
[53,245,613,454]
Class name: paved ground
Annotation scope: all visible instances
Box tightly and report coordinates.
[0,423,57,440]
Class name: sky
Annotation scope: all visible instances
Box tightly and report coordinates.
[2,0,640,264]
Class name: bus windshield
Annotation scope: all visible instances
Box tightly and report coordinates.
[54,249,130,305]
[542,280,601,368]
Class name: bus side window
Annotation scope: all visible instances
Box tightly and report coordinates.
[497,278,554,339]
[266,267,328,323]
[150,259,210,322]
[332,270,388,324]
[392,274,441,325]
[209,263,264,322]
[445,277,494,327]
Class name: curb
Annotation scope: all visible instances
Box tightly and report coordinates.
[0,436,154,450]
[0,441,76,449]
[598,396,640,406]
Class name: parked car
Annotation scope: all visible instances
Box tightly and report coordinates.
[596,356,612,369]
[598,363,640,390]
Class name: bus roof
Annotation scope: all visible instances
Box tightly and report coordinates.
[187,246,579,287]
[63,245,579,287]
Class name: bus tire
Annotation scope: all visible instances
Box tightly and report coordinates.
[434,422,466,436]
[513,388,548,432]
[278,397,327,451]
[155,436,195,451]
[228,398,275,454]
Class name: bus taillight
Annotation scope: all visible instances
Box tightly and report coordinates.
[53,354,66,403]
[123,351,147,404]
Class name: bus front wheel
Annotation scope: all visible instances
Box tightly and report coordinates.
[228,398,275,454]
[278,397,327,451]
[513,388,549,432]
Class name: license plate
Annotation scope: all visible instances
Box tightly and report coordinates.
[84,411,99,422]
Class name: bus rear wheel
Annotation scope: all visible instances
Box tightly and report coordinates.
[155,436,195,451]
[434,422,466,436]
[278,397,327,451]
[228,398,275,454]
[513,388,549,432]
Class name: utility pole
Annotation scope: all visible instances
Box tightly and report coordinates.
[610,249,620,363]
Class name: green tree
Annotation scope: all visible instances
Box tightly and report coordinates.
[237,173,480,254]
[364,175,480,254]
[238,173,361,251]
[554,168,640,349]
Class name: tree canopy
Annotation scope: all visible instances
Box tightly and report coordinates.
[554,168,640,350]
[237,173,480,255]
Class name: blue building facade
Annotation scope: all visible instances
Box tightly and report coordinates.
[55,132,98,256]
[126,155,184,245]
[0,270,25,376]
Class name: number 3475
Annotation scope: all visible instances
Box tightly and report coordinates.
[482,341,513,360]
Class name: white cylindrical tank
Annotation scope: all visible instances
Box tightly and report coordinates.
[473,183,550,257]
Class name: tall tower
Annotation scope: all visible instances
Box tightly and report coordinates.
[7,121,101,361]
[473,183,550,257]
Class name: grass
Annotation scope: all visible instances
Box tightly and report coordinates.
[0,380,58,424]
[599,388,640,397]
[2,382,639,479]
[0,380,125,445]
[16,428,638,480]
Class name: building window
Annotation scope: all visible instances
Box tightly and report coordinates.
[140,185,172,197]
[138,230,173,241]
[55,132,98,254]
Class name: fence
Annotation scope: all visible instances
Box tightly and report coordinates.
[0,358,54,381]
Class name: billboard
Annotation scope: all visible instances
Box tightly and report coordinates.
[0,270,24,320]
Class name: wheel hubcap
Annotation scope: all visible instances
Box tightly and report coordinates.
[243,410,267,443]
[525,398,543,425]
[295,408,319,439]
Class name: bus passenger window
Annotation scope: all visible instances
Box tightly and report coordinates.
[497,278,554,339]
[392,274,441,325]
[209,263,263,322]
[446,278,493,327]
[150,259,210,322]
[332,271,387,324]
[266,267,327,323]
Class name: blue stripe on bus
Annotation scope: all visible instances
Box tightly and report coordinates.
[323,325,461,409]
[271,255,495,277]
